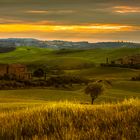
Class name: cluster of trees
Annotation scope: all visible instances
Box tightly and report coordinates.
[0,79,49,90]
[0,74,19,81]
[101,63,140,69]
[46,75,89,87]
[0,75,89,90]
[0,80,25,89]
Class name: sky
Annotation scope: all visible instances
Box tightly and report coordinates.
[0,0,140,42]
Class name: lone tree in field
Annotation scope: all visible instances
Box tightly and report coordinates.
[85,82,105,104]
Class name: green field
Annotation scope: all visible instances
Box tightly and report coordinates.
[0,47,140,139]
[0,80,139,104]
[0,47,140,67]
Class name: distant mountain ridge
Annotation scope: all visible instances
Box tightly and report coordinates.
[0,38,140,49]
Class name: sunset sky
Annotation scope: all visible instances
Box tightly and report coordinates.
[0,0,140,42]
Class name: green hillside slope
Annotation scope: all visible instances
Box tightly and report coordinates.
[0,47,140,70]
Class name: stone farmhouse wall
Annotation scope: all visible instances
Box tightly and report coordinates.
[0,64,31,79]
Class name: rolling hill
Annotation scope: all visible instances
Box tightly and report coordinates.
[0,47,140,66]
[0,46,140,80]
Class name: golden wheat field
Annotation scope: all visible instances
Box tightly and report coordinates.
[0,98,139,140]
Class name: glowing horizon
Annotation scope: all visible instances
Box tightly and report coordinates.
[0,24,135,33]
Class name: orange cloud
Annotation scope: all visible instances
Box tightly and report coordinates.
[0,24,136,33]
[0,18,23,24]
[26,10,75,14]
[26,10,49,14]
[114,6,140,13]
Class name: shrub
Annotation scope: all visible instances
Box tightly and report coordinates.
[33,68,45,78]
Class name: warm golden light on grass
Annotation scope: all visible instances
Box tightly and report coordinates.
[0,99,139,139]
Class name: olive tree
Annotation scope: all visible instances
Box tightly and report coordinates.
[85,82,105,104]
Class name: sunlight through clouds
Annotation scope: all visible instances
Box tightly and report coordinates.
[114,6,140,13]
[0,0,140,42]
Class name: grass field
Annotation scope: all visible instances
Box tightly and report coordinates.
[0,99,139,140]
[66,67,140,79]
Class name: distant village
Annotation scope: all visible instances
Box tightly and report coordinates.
[0,38,140,49]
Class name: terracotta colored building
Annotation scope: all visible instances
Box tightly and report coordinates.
[0,64,32,79]
[110,54,140,65]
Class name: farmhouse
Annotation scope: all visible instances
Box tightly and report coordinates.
[0,64,31,79]
[115,54,140,65]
